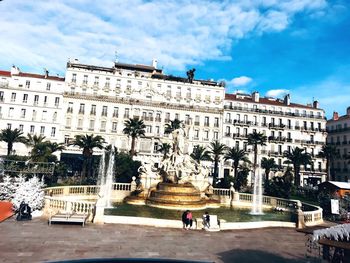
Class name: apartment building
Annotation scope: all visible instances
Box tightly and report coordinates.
[0,66,65,155]
[326,108,350,182]
[223,92,327,186]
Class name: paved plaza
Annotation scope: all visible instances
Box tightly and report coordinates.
[0,218,310,263]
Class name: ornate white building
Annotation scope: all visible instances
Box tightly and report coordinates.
[326,109,350,182]
[0,59,327,186]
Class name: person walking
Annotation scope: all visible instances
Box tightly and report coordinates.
[186,210,193,230]
[181,210,188,229]
[203,211,210,229]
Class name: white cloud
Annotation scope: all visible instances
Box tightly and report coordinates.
[230,76,253,87]
[0,0,328,74]
[266,89,289,97]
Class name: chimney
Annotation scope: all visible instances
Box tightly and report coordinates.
[284,94,290,106]
[152,59,158,69]
[252,91,259,102]
[313,100,319,109]
[333,112,339,120]
[347,107,350,116]
[10,65,20,76]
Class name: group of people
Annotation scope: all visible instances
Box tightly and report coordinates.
[181,210,210,230]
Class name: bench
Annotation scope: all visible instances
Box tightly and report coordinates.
[195,214,220,232]
[48,212,89,227]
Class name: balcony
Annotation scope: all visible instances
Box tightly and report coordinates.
[67,108,73,113]
[90,111,96,116]
[234,120,251,126]
[269,123,285,130]
[78,110,85,115]
[101,112,108,117]
[342,141,348,145]
[124,114,130,119]
[112,113,119,118]
[194,122,200,126]
[204,122,210,127]
[225,119,232,124]
[155,118,162,122]
[224,133,231,137]
[214,123,219,128]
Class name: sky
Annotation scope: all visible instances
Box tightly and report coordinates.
[0,0,349,118]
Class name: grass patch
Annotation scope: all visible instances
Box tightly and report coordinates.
[105,203,293,222]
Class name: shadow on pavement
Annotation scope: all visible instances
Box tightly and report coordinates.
[217,249,307,263]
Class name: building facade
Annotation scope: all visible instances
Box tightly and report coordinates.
[326,109,350,182]
[0,59,328,186]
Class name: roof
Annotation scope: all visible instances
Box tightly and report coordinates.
[319,181,350,190]
[0,70,11,77]
[328,115,350,123]
[14,72,65,81]
[225,93,321,110]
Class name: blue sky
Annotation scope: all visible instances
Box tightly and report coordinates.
[0,0,349,118]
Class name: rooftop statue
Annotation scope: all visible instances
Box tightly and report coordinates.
[186,68,196,83]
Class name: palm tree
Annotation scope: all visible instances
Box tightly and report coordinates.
[71,134,105,182]
[190,145,211,164]
[317,144,338,181]
[123,118,146,156]
[30,141,65,162]
[0,128,27,156]
[283,147,312,186]
[164,119,184,134]
[224,147,250,178]
[261,157,276,185]
[157,142,171,160]
[208,141,227,182]
[25,134,46,147]
[247,131,267,176]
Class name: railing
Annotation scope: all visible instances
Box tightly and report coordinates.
[46,197,95,216]
[213,188,231,196]
[44,183,132,197]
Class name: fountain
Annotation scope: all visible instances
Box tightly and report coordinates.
[97,147,115,208]
[126,126,219,210]
[250,169,264,215]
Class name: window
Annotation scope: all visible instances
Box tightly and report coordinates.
[42,110,47,121]
[214,117,219,127]
[54,97,60,107]
[7,123,11,129]
[194,129,199,139]
[94,76,99,85]
[262,117,266,125]
[243,142,247,151]
[66,117,71,128]
[112,122,117,132]
[21,108,26,118]
[19,124,23,131]
[102,106,108,116]
[34,95,39,105]
[235,141,239,149]
[11,92,16,102]
[153,142,159,152]
[146,125,152,133]
[287,119,291,128]
[113,107,118,117]
[100,121,106,131]
[40,126,45,135]
[91,105,96,115]
[30,125,35,133]
[67,102,73,113]
[204,116,209,126]
[195,115,200,126]
[156,113,161,122]
[77,118,83,129]
[23,94,28,103]
[0,91,4,101]
[225,126,231,135]
[71,74,77,83]
[214,131,218,140]
[155,126,160,135]
[204,130,209,140]
[64,135,70,144]
[124,108,130,118]
[32,110,37,120]
[43,96,48,106]
[165,112,170,122]
[46,82,51,90]
[8,107,14,118]
[105,78,110,88]
[53,112,57,122]
[25,80,30,88]
[89,120,95,130]
[51,127,56,137]
[83,75,88,84]
[79,103,85,114]
[175,113,179,120]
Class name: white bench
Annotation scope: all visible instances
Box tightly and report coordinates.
[48,212,89,227]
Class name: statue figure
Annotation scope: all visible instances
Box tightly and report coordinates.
[171,128,186,156]
[186,68,196,83]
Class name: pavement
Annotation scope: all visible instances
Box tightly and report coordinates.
[0,217,310,263]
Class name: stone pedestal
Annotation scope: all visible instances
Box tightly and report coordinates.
[93,199,105,224]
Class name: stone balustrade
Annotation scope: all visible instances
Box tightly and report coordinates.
[213,189,323,227]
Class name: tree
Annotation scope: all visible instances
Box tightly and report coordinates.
[114,152,141,183]
[123,118,146,156]
[283,147,312,187]
[317,144,338,181]
[30,141,65,162]
[190,145,211,164]
[208,141,227,182]
[0,128,27,156]
[71,134,105,182]
[25,134,46,147]
[261,157,277,185]
[224,147,250,179]
[234,165,250,191]
[157,142,171,160]
[247,131,267,177]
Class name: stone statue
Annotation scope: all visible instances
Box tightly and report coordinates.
[186,68,196,83]
[171,127,186,156]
